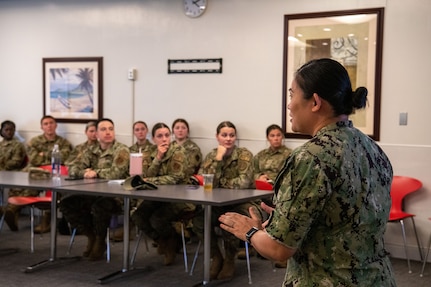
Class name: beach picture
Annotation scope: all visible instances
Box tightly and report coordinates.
[43,57,103,123]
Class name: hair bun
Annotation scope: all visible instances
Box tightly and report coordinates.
[352,87,368,109]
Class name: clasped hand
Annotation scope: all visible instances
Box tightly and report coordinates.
[219,202,274,241]
[84,168,97,178]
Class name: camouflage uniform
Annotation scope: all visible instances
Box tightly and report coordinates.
[25,134,72,168]
[145,143,190,184]
[0,138,27,204]
[0,138,27,171]
[132,143,193,241]
[253,145,292,208]
[267,121,395,287]
[173,138,202,176]
[199,146,254,189]
[14,134,72,197]
[193,146,264,256]
[65,140,98,166]
[2,134,71,231]
[129,140,155,176]
[253,145,292,181]
[60,140,130,236]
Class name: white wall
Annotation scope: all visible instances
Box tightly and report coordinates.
[1,0,431,262]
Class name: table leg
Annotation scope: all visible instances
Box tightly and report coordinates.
[0,212,4,233]
[0,187,5,233]
[203,204,211,285]
[191,204,213,287]
[0,187,19,256]
[123,197,130,272]
[50,190,57,260]
[25,190,79,273]
[98,197,146,284]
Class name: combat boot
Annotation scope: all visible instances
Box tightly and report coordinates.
[111,226,124,242]
[162,236,178,266]
[112,222,136,242]
[2,205,20,231]
[237,246,255,260]
[89,236,106,261]
[34,211,51,234]
[82,230,96,257]
[217,242,236,280]
[210,246,223,280]
[155,238,166,255]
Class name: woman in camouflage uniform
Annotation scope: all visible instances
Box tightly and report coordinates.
[171,118,202,176]
[171,119,202,241]
[250,124,292,267]
[65,121,98,166]
[0,120,27,231]
[104,121,155,242]
[192,121,265,281]
[129,120,155,180]
[131,122,192,266]
[253,124,292,183]
[219,59,396,287]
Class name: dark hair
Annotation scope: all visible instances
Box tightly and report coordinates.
[133,121,148,130]
[172,118,189,131]
[85,121,97,131]
[151,122,170,137]
[266,124,283,137]
[295,58,368,116]
[40,115,56,124]
[216,121,236,135]
[0,120,15,138]
[96,118,114,130]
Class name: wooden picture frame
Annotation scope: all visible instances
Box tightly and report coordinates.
[282,8,384,140]
[43,57,103,123]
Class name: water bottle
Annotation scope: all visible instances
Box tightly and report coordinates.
[51,144,61,177]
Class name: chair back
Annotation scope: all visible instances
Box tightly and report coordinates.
[390,175,422,216]
[255,180,273,191]
[39,165,69,197]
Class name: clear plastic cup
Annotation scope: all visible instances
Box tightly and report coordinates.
[203,174,214,192]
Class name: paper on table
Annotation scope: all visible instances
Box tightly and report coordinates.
[108,179,125,184]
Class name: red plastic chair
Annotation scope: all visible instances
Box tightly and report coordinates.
[8,164,68,252]
[255,179,273,191]
[389,175,423,273]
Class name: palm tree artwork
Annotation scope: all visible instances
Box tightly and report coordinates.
[75,68,94,107]
[49,67,94,113]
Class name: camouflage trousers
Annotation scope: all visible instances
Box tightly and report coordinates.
[59,195,122,236]
[192,200,265,250]
[8,188,40,197]
[131,200,195,240]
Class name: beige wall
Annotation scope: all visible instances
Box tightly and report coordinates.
[1,0,430,262]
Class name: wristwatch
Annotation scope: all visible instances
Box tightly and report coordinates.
[245,227,259,244]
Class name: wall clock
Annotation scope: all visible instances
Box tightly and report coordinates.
[184,0,207,18]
